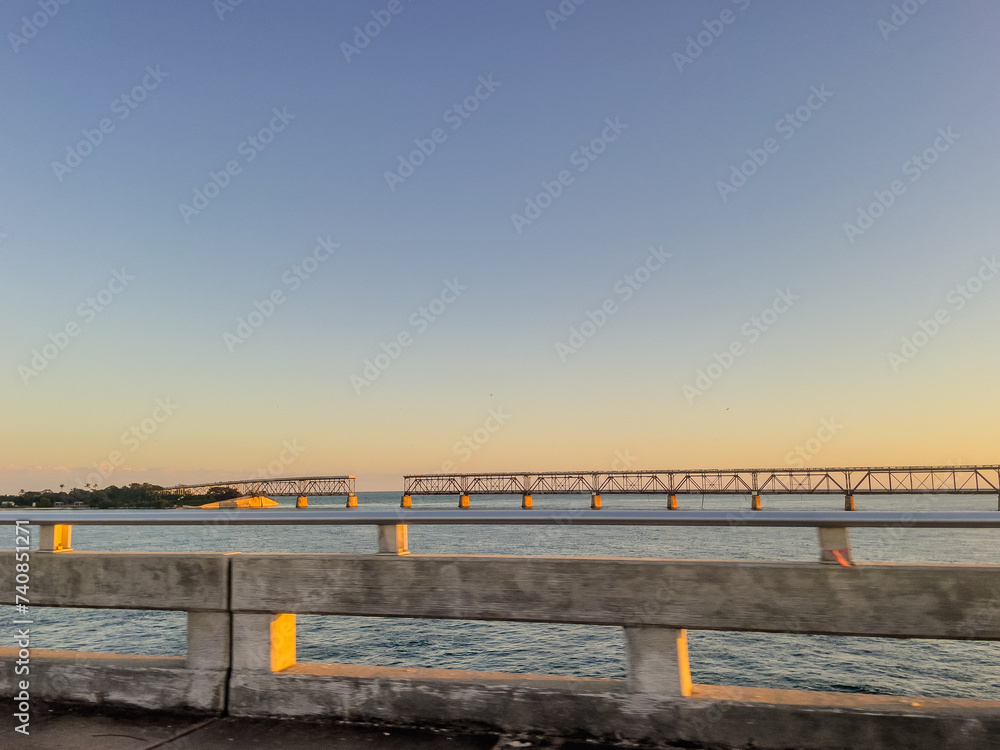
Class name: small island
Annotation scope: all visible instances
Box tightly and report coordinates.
[0,484,242,509]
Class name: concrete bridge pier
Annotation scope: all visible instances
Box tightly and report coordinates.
[751,494,762,511]
[522,493,533,509]
[845,494,856,511]
[623,626,692,697]
[346,494,359,508]
[459,494,470,509]
[187,611,231,673]
[818,526,852,565]
[296,496,308,508]
[233,613,296,673]
[400,494,412,508]
[39,523,73,552]
[591,493,602,509]
[377,524,409,555]
[667,494,678,510]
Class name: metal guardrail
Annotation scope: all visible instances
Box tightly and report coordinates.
[5,510,996,560]
[2,509,1000,527]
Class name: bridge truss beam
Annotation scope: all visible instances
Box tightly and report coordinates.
[403,466,1000,496]
[165,476,355,497]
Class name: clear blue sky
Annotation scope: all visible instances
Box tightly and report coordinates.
[2,0,998,492]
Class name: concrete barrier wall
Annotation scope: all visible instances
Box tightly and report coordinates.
[0,551,230,713]
[227,666,1000,750]
[230,554,1000,640]
[0,649,224,712]
[0,551,230,611]
[2,550,1000,749]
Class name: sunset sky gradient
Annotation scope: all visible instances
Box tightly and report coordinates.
[1,0,997,493]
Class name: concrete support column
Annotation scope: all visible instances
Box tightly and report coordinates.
[296,495,308,508]
[232,613,296,672]
[377,524,409,555]
[400,494,412,509]
[186,611,231,671]
[818,526,852,566]
[751,494,762,511]
[667,494,679,510]
[522,493,533,509]
[38,524,72,552]
[459,494,471,509]
[623,626,692,697]
[591,493,602,510]
[844,494,856,511]
[346,494,359,508]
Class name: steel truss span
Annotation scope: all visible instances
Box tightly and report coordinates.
[165,475,355,497]
[403,466,1000,496]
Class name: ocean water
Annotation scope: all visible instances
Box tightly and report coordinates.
[3,492,998,700]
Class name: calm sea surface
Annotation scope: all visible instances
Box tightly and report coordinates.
[3,492,998,699]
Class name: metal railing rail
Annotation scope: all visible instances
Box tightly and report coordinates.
[2,509,1000,527]
[5,510,997,560]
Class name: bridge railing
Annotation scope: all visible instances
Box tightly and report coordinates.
[0,548,231,712]
[5,508,1000,555]
[1,511,999,747]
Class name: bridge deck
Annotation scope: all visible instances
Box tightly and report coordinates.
[9,690,998,750]
[0,705,509,750]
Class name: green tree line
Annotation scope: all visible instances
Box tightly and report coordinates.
[0,484,241,509]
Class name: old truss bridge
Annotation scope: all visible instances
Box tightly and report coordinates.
[166,476,355,498]
[402,466,1000,510]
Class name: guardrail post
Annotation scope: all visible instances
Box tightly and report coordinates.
[818,527,852,565]
[187,611,231,671]
[377,524,409,555]
[38,523,72,552]
[844,494,856,511]
[623,626,692,697]
[232,613,296,672]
